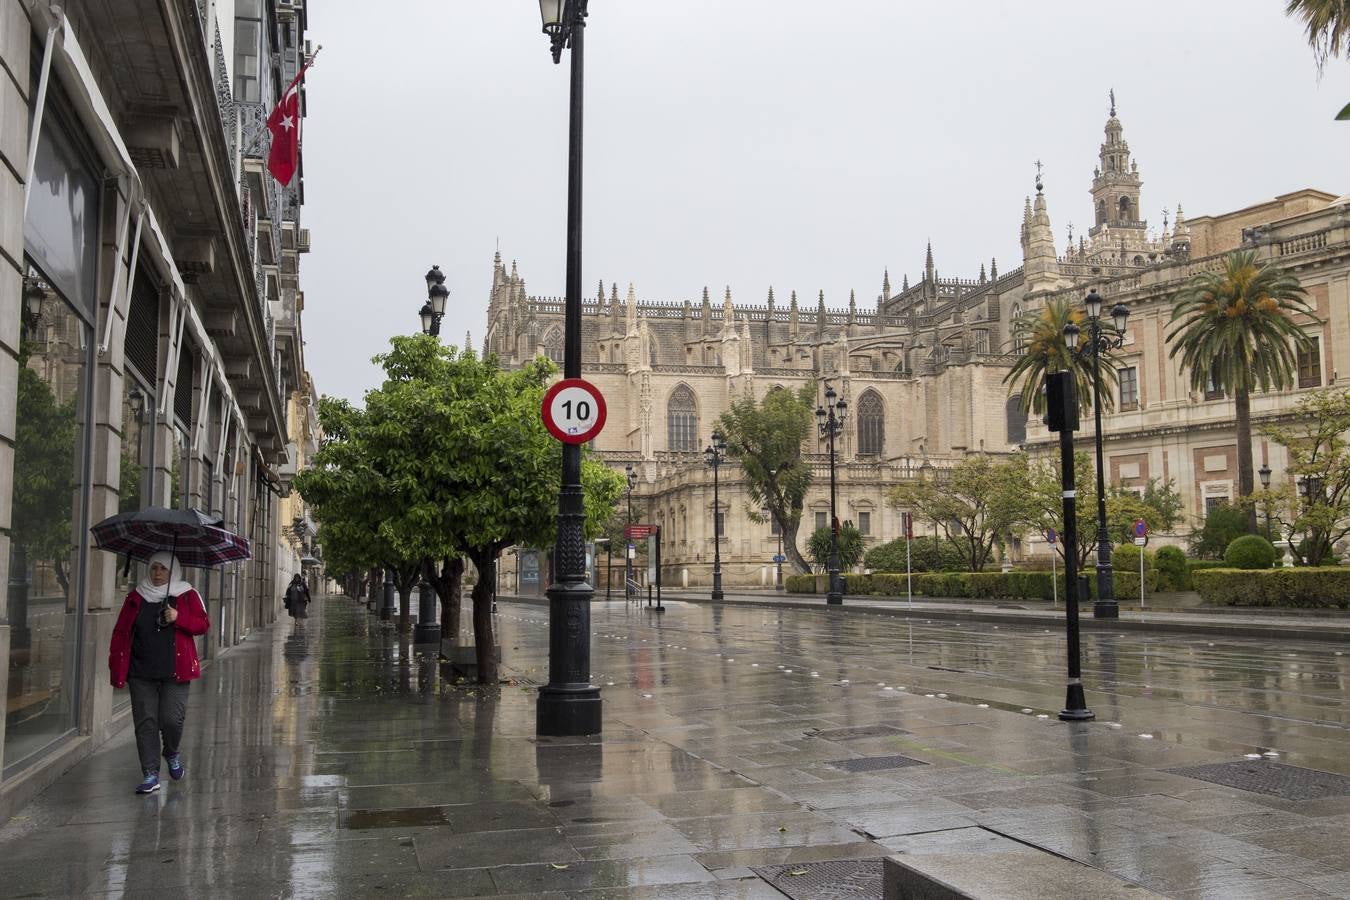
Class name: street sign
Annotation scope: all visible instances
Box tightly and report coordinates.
[541,378,607,444]
[772,554,786,563]
[1134,518,1148,538]
[1134,536,1148,546]
[1046,527,1057,545]
[624,524,657,540]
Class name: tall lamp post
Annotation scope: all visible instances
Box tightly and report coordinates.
[420,265,448,337]
[624,464,637,601]
[1298,474,1325,564]
[704,431,727,600]
[1063,289,1130,619]
[536,0,600,737]
[1258,463,1273,543]
[815,383,848,605]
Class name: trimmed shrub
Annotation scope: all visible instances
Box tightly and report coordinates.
[864,537,967,573]
[1112,543,1154,572]
[1192,567,1350,608]
[1155,546,1189,591]
[785,574,816,593]
[843,574,874,594]
[1224,535,1277,570]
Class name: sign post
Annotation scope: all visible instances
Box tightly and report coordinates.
[1047,528,1058,608]
[1134,519,1148,608]
[902,512,914,607]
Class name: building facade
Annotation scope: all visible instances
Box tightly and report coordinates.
[0,0,317,817]
[484,96,1347,586]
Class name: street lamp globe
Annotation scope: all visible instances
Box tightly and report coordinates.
[1085,289,1103,320]
[419,302,435,335]
[1111,302,1130,334]
[1258,463,1272,490]
[538,0,565,32]
[424,265,444,293]
[428,280,449,317]
[1063,321,1081,350]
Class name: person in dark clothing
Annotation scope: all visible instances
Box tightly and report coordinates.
[109,551,209,794]
[286,573,311,623]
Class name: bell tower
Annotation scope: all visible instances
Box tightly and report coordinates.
[1088,90,1144,236]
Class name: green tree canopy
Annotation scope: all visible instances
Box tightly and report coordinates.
[1263,389,1350,565]
[888,454,1034,572]
[718,384,816,574]
[1168,250,1316,533]
[298,337,623,680]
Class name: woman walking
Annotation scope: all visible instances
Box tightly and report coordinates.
[286,573,311,624]
[108,552,209,794]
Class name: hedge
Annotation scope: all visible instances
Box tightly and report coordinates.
[785,574,817,593]
[1191,567,1350,608]
[780,567,1179,603]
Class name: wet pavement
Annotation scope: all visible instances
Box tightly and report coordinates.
[2,596,1350,898]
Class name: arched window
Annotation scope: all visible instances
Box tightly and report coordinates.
[667,384,698,452]
[1119,196,1132,222]
[1096,200,1107,225]
[542,327,563,364]
[856,390,884,456]
[1006,396,1027,445]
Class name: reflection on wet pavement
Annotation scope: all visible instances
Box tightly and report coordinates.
[1,597,1349,898]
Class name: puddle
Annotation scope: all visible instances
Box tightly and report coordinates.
[340,806,450,829]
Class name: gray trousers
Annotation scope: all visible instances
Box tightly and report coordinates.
[128,677,189,774]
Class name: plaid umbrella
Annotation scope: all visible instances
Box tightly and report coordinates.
[90,506,251,568]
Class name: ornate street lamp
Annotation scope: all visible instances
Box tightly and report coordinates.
[1258,463,1273,542]
[536,0,600,737]
[127,387,146,425]
[704,431,727,601]
[421,265,448,337]
[624,464,637,602]
[1064,289,1130,619]
[815,383,848,605]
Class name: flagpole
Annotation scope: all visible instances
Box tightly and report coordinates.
[245,45,321,160]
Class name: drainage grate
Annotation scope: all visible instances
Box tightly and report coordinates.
[1165,760,1350,801]
[827,754,929,773]
[339,806,449,829]
[753,858,883,899]
[808,724,910,741]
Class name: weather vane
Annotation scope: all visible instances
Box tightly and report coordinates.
[1034,159,1043,192]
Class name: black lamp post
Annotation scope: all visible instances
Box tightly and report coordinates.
[704,431,727,600]
[624,464,637,601]
[536,0,600,737]
[815,383,848,605]
[421,265,448,337]
[1063,289,1130,619]
[1258,463,1272,542]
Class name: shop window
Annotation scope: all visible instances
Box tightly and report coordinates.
[7,266,92,771]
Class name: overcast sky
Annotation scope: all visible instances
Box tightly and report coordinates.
[300,1,1350,404]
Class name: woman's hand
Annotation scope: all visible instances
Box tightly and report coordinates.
[163,606,178,624]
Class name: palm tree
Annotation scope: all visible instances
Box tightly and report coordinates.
[1286,0,1350,117]
[1287,0,1350,69]
[1003,297,1122,418]
[1167,250,1317,533]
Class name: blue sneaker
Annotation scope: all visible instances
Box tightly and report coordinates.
[136,771,161,794]
[166,754,184,781]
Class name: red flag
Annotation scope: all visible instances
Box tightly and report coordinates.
[266,66,308,186]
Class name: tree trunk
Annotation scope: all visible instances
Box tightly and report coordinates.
[430,557,464,643]
[396,568,418,635]
[781,519,810,574]
[1235,386,1257,534]
[467,550,498,684]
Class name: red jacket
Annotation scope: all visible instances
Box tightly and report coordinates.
[109,589,210,687]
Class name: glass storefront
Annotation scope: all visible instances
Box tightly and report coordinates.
[6,269,91,769]
[6,82,99,772]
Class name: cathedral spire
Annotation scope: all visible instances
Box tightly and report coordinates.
[1024,169,1061,294]
[1091,89,1144,235]
[978,263,986,283]
[882,268,891,301]
[924,242,935,283]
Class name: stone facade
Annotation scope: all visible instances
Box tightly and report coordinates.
[486,96,1348,586]
[0,0,317,817]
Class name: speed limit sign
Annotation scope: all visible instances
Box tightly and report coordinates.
[541,378,607,444]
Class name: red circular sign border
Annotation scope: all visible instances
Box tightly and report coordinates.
[541,378,607,445]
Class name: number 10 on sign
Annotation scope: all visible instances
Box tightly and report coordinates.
[541,378,608,445]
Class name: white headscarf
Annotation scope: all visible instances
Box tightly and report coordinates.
[136,551,194,603]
